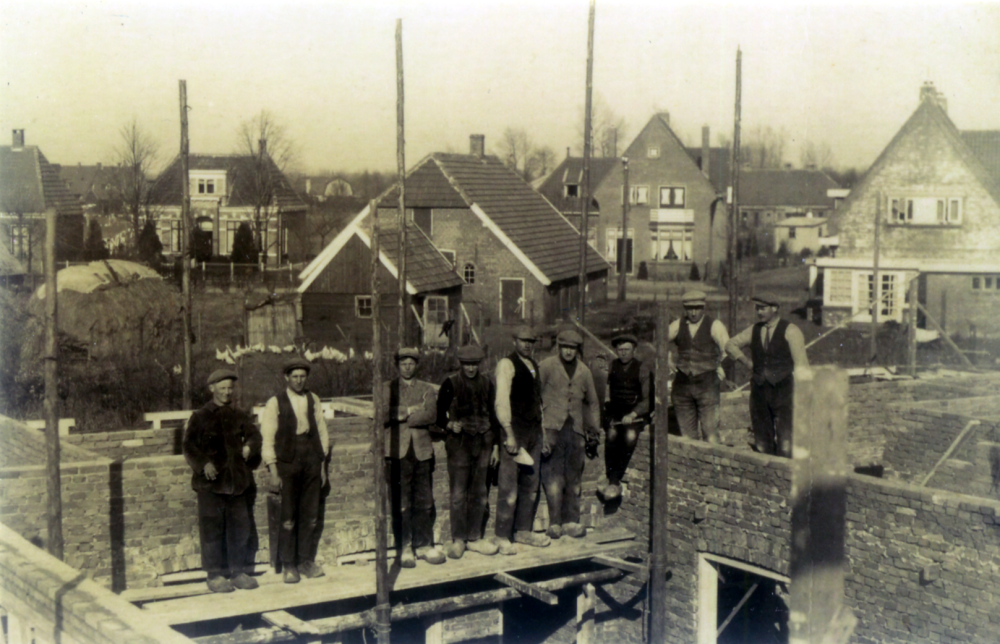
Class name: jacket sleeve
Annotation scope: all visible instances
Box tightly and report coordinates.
[436,377,455,429]
[408,381,439,428]
[182,411,210,474]
[632,362,652,418]
[583,369,602,440]
[242,411,263,468]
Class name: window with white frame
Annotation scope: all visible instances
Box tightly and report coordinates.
[564,184,579,198]
[623,185,649,205]
[463,262,475,284]
[647,147,660,159]
[971,275,1000,292]
[851,271,905,321]
[221,221,241,256]
[890,196,962,225]
[157,220,183,253]
[650,224,693,261]
[355,295,373,318]
[198,179,216,195]
[825,269,853,306]
[606,227,634,273]
[659,186,685,208]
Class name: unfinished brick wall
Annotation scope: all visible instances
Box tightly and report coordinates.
[0,416,100,467]
[437,605,502,643]
[65,427,182,460]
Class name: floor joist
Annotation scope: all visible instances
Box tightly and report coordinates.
[590,555,648,581]
[261,611,321,636]
[494,572,558,605]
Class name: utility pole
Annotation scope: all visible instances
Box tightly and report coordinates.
[649,301,671,642]
[396,19,407,348]
[576,0,595,324]
[727,48,742,339]
[617,156,629,302]
[370,197,390,644]
[180,80,193,410]
[870,193,881,374]
[43,207,63,560]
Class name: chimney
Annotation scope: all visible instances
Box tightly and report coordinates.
[701,125,711,177]
[566,147,571,158]
[470,134,485,158]
[305,178,312,194]
[259,138,267,154]
[919,81,947,113]
[11,129,24,148]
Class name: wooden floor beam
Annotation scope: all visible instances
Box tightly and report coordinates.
[494,572,559,605]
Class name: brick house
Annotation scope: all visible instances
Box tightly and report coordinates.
[535,154,619,248]
[310,136,609,333]
[0,129,84,273]
[297,220,463,349]
[772,216,829,255]
[738,168,841,255]
[148,146,308,263]
[817,83,1000,336]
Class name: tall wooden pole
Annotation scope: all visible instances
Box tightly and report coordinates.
[43,207,63,560]
[617,156,629,302]
[576,0,595,324]
[869,193,881,372]
[370,198,391,644]
[727,48,742,338]
[908,273,918,376]
[396,20,407,349]
[649,301,671,641]
[180,80,193,410]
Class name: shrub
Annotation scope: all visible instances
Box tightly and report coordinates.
[637,261,649,280]
[689,262,701,281]
[231,222,259,264]
[137,221,163,265]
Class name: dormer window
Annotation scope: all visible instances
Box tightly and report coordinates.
[889,196,962,225]
[564,184,579,198]
[198,179,216,195]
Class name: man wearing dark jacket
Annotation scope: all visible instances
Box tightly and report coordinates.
[183,369,262,593]
[601,334,651,501]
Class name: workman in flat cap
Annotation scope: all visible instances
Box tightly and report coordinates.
[261,357,331,583]
[183,369,262,593]
[600,333,651,501]
[493,325,549,554]
[666,290,731,445]
[539,330,601,540]
[725,292,810,457]
[436,345,501,559]
[382,348,447,567]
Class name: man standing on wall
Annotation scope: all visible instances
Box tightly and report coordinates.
[725,292,810,457]
[539,330,601,539]
[494,326,550,554]
[600,333,651,501]
[380,348,447,568]
[436,345,501,559]
[261,358,331,583]
[183,369,262,593]
[668,290,730,445]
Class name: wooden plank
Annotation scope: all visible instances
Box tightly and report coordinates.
[262,610,321,635]
[577,583,595,644]
[590,555,648,581]
[494,572,558,605]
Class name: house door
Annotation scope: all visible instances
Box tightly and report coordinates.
[500,279,524,324]
[423,296,450,347]
[616,237,634,274]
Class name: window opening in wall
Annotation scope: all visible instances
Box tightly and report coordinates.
[463,262,475,284]
[659,186,686,208]
[698,555,790,644]
[623,185,649,205]
[648,147,660,158]
[971,275,1000,291]
[198,179,216,195]
[564,183,579,198]
[355,295,373,318]
[890,197,962,225]
[788,228,796,239]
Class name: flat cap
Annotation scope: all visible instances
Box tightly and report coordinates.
[611,333,639,348]
[395,347,421,362]
[456,345,485,363]
[282,357,312,375]
[752,292,780,307]
[556,330,584,347]
[511,325,537,341]
[207,369,238,386]
[681,290,707,306]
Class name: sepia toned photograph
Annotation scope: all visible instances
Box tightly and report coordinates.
[1,1,999,642]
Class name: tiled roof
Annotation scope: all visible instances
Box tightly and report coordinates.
[148,154,306,212]
[535,157,619,214]
[961,131,1000,189]
[376,222,465,293]
[737,169,840,208]
[684,146,731,194]
[0,146,83,217]
[378,160,468,208]
[431,153,609,282]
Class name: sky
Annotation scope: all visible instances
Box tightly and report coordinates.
[2,0,999,176]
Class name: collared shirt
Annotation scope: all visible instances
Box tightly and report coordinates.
[261,388,330,466]
[183,400,261,496]
[495,353,536,429]
[668,316,731,378]
[725,317,810,368]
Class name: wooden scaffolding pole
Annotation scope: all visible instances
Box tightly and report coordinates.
[869,193,881,373]
[649,301,671,641]
[576,0,595,324]
[396,19,407,348]
[44,206,63,560]
[180,80,193,409]
[727,47,742,340]
[617,156,629,302]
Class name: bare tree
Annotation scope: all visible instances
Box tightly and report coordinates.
[741,124,787,169]
[800,141,835,169]
[0,184,43,272]
[495,127,555,183]
[591,95,628,158]
[112,119,159,251]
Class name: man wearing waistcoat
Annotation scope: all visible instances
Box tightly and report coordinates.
[600,333,651,501]
[184,369,262,593]
[262,358,330,583]
[494,326,550,554]
[668,290,730,445]
[725,292,810,457]
[382,348,447,568]
[436,345,501,559]
[539,330,601,540]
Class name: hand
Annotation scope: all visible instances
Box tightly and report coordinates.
[320,461,328,487]
[585,439,599,460]
[504,433,518,456]
[742,358,753,371]
[490,445,500,468]
[269,469,282,493]
[622,412,637,425]
[242,445,251,460]
[203,462,218,481]
[397,409,410,422]
[448,421,462,434]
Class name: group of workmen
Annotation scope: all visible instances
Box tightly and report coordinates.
[182,288,808,590]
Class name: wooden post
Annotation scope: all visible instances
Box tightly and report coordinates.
[576,0,595,325]
[939,289,947,335]
[396,19,407,349]
[727,47,742,341]
[44,207,63,560]
[908,274,918,376]
[180,80,193,410]
[649,301,671,642]
[916,302,974,368]
[618,156,629,302]
[370,198,391,644]
[576,583,595,644]
[789,366,856,644]
[869,193,881,373]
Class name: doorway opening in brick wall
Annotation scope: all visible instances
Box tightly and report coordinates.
[698,553,790,644]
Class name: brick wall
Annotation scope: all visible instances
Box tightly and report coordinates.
[65,427,182,460]
[0,416,100,467]
[438,605,502,643]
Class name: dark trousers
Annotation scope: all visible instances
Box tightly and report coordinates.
[673,370,721,442]
[196,488,253,577]
[750,377,794,457]
[445,429,494,541]
[495,418,542,539]
[386,444,435,550]
[604,420,642,486]
[276,434,324,566]
[541,418,586,526]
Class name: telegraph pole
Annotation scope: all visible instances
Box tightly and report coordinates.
[370,197,390,644]
[180,80,193,410]
[576,0,595,324]
[396,20,408,348]
[649,301,671,641]
[870,193,882,373]
[727,48,742,338]
[617,156,629,302]
[43,207,63,560]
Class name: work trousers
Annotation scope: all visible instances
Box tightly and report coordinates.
[276,434,324,566]
[495,418,543,540]
[445,429,494,541]
[541,418,586,526]
[196,487,253,577]
[750,377,794,457]
[673,370,721,443]
[386,444,436,550]
[604,420,643,486]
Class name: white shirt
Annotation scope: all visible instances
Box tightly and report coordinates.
[261,388,330,465]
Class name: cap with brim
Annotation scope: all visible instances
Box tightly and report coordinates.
[283,357,312,375]
[511,325,537,341]
[207,369,238,386]
[611,333,639,348]
[395,347,421,362]
[513,447,534,466]
[556,330,584,347]
[752,292,780,307]
[456,345,485,363]
[682,290,707,306]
